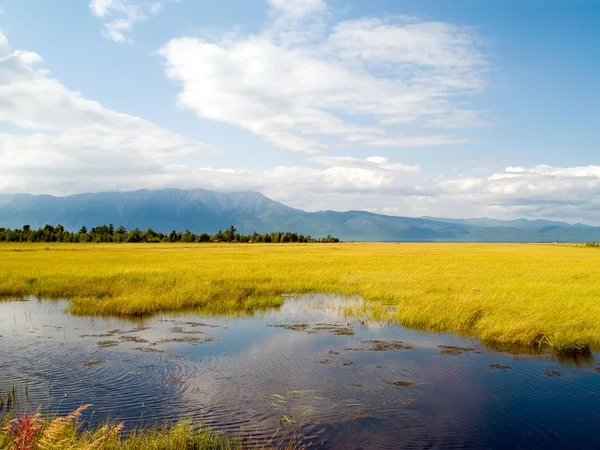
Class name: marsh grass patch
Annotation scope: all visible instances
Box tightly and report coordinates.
[97,340,119,348]
[170,326,205,334]
[134,347,165,353]
[158,336,218,345]
[386,380,416,387]
[119,336,149,343]
[438,345,477,355]
[312,324,355,336]
[489,364,512,370]
[270,324,309,331]
[363,340,412,351]
[84,360,106,367]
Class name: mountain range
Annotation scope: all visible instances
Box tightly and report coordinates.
[0,188,598,242]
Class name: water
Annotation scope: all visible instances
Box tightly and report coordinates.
[1,295,599,449]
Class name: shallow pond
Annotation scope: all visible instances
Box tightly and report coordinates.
[1,294,599,449]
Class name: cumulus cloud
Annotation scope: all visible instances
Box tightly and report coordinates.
[89,0,164,43]
[0,29,219,192]
[433,165,600,222]
[159,163,600,223]
[158,1,486,154]
[0,29,426,204]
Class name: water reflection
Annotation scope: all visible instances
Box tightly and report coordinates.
[0,295,599,449]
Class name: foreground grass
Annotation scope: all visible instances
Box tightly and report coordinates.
[1,243,600,351]
[0,405,305,450]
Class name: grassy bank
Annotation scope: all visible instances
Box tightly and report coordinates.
[1,243,600,351]
[0,405,305,449]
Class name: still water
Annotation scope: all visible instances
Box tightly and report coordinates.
[0,295,599,449]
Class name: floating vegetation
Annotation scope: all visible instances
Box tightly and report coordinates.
[84,360,106,367]
[159,337,201,344]
[364,340,412,351]
[438,345,477,355]
[119,336,149,343]
[328,350,340,355]
[270,322,354,335]
[315,358,355,367]
[170,326,204,335]
[545,369,561,377]
[270,324,309,331]
[97,340,119,348]
[80,333,116,338]
[344,348,365,352]
[386,380,416,387]
[134,347,165,353]
[347,383,363,387]
[315,359,335,365]
[312,324,355,336]
[489,364,512,370]
[183,321,219,328]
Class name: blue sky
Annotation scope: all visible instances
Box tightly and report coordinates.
[0,0,599,222]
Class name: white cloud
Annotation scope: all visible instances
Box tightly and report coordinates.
[267,0,326,18]
[343,134,469,147]
[0,30,8,57]
[309,155,419,173]
[425,109,491,129]
[432,165,600,221]
[0,29,218,192]
[158,1,488,154]
[89,0,164,43]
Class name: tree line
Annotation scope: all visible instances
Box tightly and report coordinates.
[0,224,340,244]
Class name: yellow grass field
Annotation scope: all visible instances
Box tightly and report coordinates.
[1,243,600,352]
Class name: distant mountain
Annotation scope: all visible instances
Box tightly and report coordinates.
[1,188,599,242]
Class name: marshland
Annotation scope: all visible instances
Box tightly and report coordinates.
[1,243,600,448]
[2,243,600,350]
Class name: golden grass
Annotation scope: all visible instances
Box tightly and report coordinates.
[1,243,600,351]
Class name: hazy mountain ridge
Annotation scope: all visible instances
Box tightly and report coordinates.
[0,189,599,242]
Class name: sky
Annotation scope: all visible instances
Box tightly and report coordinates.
[0,0,599,223]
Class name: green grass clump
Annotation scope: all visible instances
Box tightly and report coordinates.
[1,243,600,351]
[0,405,307,450]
